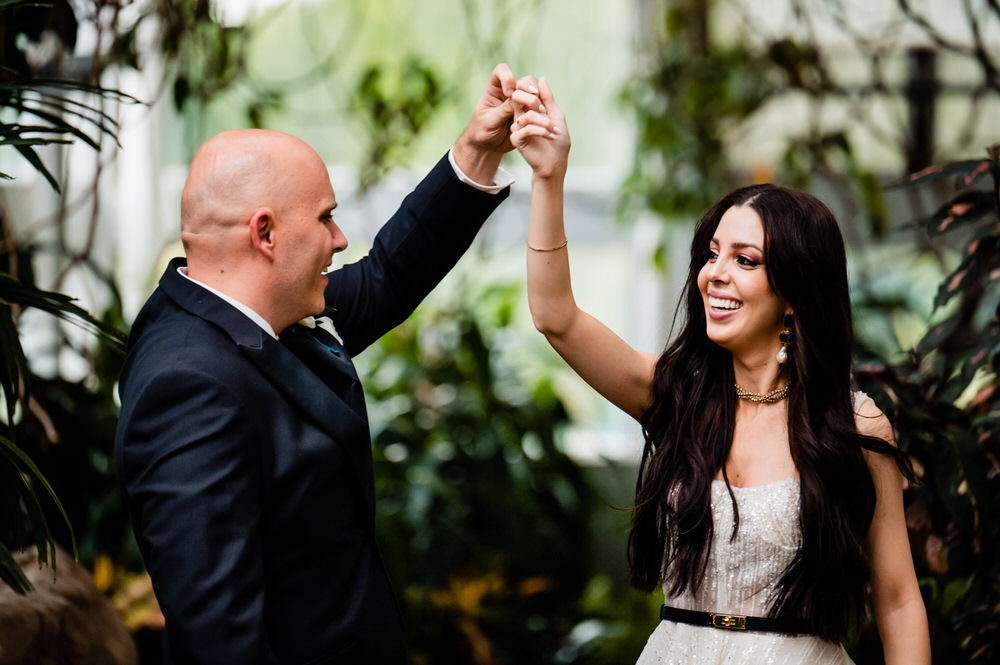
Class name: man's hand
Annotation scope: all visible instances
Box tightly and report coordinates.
[453,63,523,186]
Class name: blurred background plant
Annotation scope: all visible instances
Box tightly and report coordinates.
[0,0,128,594]
[854,146,1000,663]
[357,283,660,663]
[1,0,999,663]
[0,0,267,654]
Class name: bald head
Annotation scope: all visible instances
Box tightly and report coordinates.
[177,129,346,332]
[180,129,326,256]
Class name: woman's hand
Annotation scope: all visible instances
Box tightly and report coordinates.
[510,76,570,179]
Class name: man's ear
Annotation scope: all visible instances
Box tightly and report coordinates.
[249,209,275,259]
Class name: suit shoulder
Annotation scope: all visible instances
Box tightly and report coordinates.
[120,304,250,402]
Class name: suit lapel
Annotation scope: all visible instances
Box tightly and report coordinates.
[239,338,376,519]
[158,258,376,521]
[281,323,367,418]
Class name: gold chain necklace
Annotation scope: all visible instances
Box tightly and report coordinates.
[734,382,790,404]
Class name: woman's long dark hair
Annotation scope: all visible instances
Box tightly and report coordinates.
[628,184,914,642]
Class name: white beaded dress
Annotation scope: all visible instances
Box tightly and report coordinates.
[636,393,874,663]
[635,394,881,663]
[635,477,854,664]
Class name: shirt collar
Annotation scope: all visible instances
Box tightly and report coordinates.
[177,266,279,339]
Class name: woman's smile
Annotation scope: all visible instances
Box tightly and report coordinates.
[697,205,789,354]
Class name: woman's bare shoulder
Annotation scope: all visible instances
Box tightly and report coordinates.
[853,391,895,444]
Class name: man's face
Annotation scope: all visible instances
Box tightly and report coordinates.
[271,156,348,324]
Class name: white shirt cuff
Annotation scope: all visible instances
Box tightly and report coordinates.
[447,147,515,194]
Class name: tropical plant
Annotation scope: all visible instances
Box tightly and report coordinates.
[0,0,129,593]
[621,0,999,255]
[360,284,661,664]
[359,284,595,663]
[351,56,448,192]
[855,145,1000,663]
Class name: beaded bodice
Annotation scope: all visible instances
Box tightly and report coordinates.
[665,478,800,616]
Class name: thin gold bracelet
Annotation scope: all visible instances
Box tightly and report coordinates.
[527,238,568,252]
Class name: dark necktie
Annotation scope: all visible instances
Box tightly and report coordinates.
[283,322,367,418]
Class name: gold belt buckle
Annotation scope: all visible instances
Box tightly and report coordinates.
[710,613,747,630]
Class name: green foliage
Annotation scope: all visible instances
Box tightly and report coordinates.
[855,145,1000,663]
[0,279,125,593]
[359,286,657,664]
[351,56,448,191]
[0,0,139,190]
[620,0,887,243]
[621,1,772,222]
[0,78,138,191]
[0,0,127,594]
[9,326,131,567]
[108,0,284,126]
[361,286,593,662]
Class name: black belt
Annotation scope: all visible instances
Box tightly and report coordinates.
[660,605,811,635]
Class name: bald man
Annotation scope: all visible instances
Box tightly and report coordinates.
[115,65,523,665]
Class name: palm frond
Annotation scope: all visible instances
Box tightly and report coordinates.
[11,143,60,191]
[0,273,127,349]
[0,435,76,557]
[4,100,103,150]
[0,434,78,594]
[0,302,29,422]
[0,1,54,9]
[0,79,144,191]
[0,80,141,105]
[0,542,32,594]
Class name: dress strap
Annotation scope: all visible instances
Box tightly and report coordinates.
[852,389,872,411]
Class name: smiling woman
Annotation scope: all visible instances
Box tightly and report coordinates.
[511,77,932,665]
[698,205,790,363]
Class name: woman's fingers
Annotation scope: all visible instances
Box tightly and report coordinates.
[512,122,558,146]
[537,77,565,125]
[514,109,556,131]
[511,88,545,114]
[509,75,569,164]
[515,75,540,96]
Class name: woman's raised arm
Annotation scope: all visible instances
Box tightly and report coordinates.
[511,78,657,421]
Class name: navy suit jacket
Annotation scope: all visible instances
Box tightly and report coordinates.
[115,154,509,665]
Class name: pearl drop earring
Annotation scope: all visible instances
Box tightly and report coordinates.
[777,314,793,364]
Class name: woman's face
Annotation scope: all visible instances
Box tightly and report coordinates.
[696,205,790,359]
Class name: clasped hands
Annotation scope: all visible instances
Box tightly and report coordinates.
[454,63,570,185]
